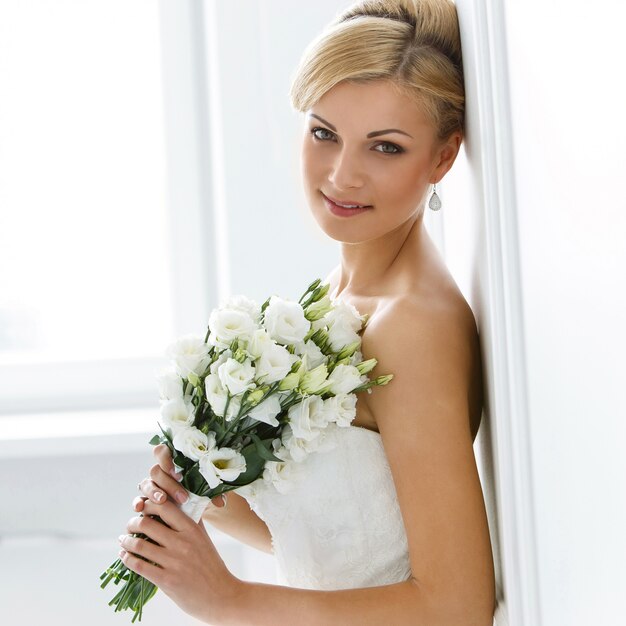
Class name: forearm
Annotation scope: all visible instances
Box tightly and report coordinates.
[202,493,273,555]
[218,577,436,626]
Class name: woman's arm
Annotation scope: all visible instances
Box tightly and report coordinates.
[202,492,273,555]
[216,297,495,626]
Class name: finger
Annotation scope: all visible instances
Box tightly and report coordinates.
[211,493,227,508]
[138,477,169,504]
[118,548,164,588]
[133,496,148,512]
[153,444,181,481]
[141,498,193,533]
[145,465,189,505]
[118,532,169,568]
[126,513,177,546]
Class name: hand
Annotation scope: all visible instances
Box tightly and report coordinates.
[119,498,242,623]
[133,443,227,513]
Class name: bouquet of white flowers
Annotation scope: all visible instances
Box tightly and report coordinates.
[99,278,393,622]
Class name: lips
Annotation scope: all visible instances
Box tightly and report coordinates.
[322,192,372,208]
[322,193,372,218]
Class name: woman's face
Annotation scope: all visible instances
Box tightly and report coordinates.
[300,79,452,244]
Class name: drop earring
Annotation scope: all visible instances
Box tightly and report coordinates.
[428,182,442,211]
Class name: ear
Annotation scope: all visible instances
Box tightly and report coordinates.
[431,131,463,183]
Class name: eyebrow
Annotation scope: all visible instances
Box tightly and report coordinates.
[308,113,413,139]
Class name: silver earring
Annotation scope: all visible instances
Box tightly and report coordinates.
[428,183,442,211]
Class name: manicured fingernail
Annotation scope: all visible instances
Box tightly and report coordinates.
[118,535,125,543]
[170,469,183,481]
[176,490,188,504]
[221,494,228,507]
[119,549,126,558]
[154,491,164,502]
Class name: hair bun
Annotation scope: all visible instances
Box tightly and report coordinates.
[337,0,462,70]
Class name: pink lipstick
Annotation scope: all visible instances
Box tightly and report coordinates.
[322,192,372,217]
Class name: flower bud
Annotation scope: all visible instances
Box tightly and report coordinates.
[187,372,200,387]
[299,363,329,395]
[305,278,322,293]
[247,388,265,406]
[373,374,394,386]
[304,294,333,321]
[336,340,361,361]
[233,348,248,363]
[356,358,377,375]
[278,371,301,391]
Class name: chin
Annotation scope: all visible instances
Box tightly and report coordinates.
[312,214,382,245]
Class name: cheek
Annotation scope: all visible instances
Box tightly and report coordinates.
[374,163,425,212]
[301,142,321,182]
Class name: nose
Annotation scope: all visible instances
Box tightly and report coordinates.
[327,147,365,190]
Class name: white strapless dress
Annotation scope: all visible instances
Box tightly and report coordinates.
[235,424,413,590]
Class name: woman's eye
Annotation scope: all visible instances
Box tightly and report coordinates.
[374,142,402,155]
[310,127,403,155]
[311,127,335,141]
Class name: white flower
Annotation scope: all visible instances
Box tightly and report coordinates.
[255,342,297,384]
[281,422,325,462]
[165,334,212,378]
[310,317,328,333]
[205,372,227,410]
[156,368,186,403]
[218,294,261,323]
[247,394,282,427]
[324,393,357,427]
[262,442,303,494]
[199,446,247,489]
[324,300,365,352]
[204,373,242,420]
[207,307,257,350]
[245,328,273,360]
[327,364,367,395]
[326,300,364,332]
[287,395,328,442]
[172,427,213,462]
[294,339,327,369]
[209,349,232,375]
[160,398,196,433]
[327,324,361,353]
[349,349,364,366]
[282,426,310,462]
[217,357,256,395]
[263,295,310,345]
[223,394,242,422]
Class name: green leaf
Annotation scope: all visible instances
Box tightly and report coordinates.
[183,463,209,496]
[248,432,285,462]
[227,442,267,485]
[148,435,161,446]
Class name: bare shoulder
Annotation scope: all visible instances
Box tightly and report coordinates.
[361,286,483,441]
[358,290,495,617]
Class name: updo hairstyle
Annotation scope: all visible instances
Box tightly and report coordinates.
[289,0,465,145]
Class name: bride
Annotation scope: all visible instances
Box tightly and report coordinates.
[118,0,497,623]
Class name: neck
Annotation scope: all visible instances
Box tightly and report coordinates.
[333,209,427,299]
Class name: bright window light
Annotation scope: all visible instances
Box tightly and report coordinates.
[0,0,173,364]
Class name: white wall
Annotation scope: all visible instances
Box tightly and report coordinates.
[456,1,626,624]
[504,2,626,624]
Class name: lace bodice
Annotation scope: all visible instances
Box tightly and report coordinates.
[235,424,413,590]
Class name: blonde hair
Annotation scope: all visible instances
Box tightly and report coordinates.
[289,0,465,144]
